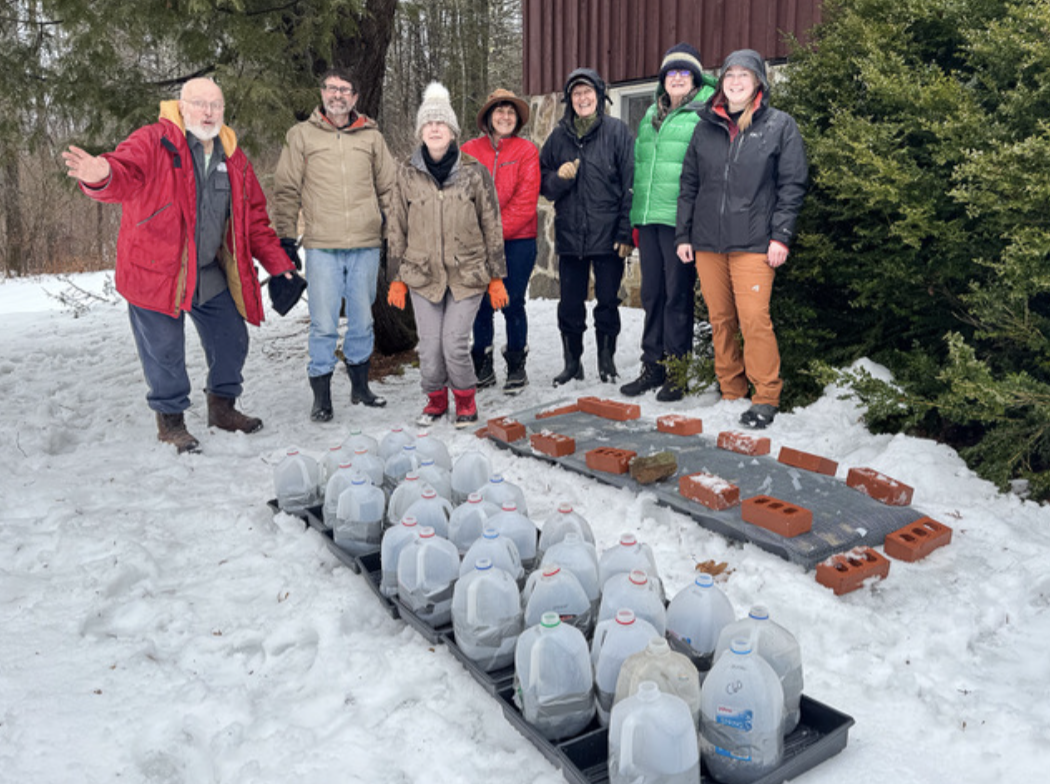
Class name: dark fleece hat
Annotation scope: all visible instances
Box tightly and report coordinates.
[268,273,307,316]
[720,49,770,92]
[659,42,704,84]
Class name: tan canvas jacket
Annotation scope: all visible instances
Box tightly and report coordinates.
[272,108,396,249]
[387,148,506,304]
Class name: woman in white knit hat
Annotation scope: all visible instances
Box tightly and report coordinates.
[386,82,508,427]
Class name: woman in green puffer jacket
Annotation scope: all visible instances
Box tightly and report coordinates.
[621,43,717,401]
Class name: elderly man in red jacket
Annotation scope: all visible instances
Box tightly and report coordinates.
[62,77,299,454]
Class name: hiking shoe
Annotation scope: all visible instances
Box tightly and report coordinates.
[740,403,777,429]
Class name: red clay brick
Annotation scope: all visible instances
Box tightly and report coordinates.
[657,414,703,436]
[486,416,526,443]
[585,446,637,474]
[679,472,740,510]
[846,467,915,506]
[577,396,641,421]
[741,495,813,537]
[883,517,953,562]
[535,402,580,420]
[778,446,838,476]
[717,431,771,456]
[530,431,576,458]
[816,547,891,595]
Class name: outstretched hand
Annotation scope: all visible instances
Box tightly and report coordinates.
[62,146,111,185]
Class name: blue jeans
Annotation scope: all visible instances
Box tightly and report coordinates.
[472,238,536,355]
[305,247,381,375]
[128,288,249,413]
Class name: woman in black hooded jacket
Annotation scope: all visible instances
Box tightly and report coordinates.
[540,67,635,386]
[676,49,808,429]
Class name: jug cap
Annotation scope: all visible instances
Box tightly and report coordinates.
[628,569,648,586]
[474,557,493,571]
[731,637,753,655]
[401,515,419,527]
[418,526,436,539]
[694,573,715,588]
[749,605,770,621]
[540,611,561,628]
[619,533,638,546]
[615,609,636,625]
[482,527,500,540]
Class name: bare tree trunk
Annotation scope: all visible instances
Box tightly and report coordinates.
[331,0,399,119]
[2,154,25,277]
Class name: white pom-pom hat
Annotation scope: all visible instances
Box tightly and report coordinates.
[415,82,460,139]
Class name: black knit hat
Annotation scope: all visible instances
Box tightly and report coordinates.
[659,42,704,85]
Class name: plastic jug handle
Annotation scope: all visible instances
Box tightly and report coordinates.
[467,577,481,625]
[618,710,641,772]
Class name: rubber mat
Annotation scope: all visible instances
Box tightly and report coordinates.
[485,399,925,570]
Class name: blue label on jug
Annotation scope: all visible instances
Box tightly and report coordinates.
[715,745,752,762]
[715,709,754,732]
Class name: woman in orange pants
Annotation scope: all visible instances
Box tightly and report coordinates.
[676,49,808,429]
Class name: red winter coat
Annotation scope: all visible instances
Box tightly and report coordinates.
[460,134,539,240]
[81,101,293,325]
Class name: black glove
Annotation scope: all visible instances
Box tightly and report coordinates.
[279,237,301,270]
[268,273,307,316]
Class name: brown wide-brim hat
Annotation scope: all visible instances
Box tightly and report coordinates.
[475,88,531,133]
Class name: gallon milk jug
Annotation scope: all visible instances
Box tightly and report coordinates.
[322,460,358,526]
[384,443,422,495]
[714,605,803,733]
[333,473,386,555]
[402,486,453,538]
[522,564,592,634]
[380,515,420,597]
[666,573,736,673]
[514,611,595,740]
[319,442,347,489]
[342,427,379,456]
[414,429,452,470]
[378,424,414,462]
[350,447,385,488]
[480,473,528,516]
[541,533,601,616]
[700,638,785,784]
[388,471,426,524]
[450,450,493,504]
[274,448,322,515]
[460,527,523,584]
[608,681,700,784]
[591,609,660,726]
[538,502,595,557]
[599,533,664,600]
[613,637,701,728]
[417,458,453,501]
[598,569,667,635]
[487,501,538,570]
[451,557,523,672]
[448,492,500,554]
[396,526,460,627]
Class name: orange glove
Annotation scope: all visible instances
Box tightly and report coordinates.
[387,281,408,310]
[487,278,509,310]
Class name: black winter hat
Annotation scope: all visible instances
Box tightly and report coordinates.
[659,42,704,85]
[268,273,307,317]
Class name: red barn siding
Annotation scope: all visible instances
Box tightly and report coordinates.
[524,0,823,94]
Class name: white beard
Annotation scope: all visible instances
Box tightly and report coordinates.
[185,123,220,141]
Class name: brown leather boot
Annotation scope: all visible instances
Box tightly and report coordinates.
[156,412,201,454]
[206,393,263,434]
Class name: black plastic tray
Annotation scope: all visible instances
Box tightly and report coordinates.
[441,630,516,695]
[354,550,399,620]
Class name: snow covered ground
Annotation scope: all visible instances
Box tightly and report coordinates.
[1,271,1048,784]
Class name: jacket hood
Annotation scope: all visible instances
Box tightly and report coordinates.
[307,106,377,132]
[719,49,770,94]
[158,99,238,157]
[561,67,609,122]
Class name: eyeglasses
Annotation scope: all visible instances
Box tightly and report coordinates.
[666,69,694,78]
[183,99,224,113]
[323,85,355,96]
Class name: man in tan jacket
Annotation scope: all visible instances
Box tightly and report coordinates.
[273,68,396,422]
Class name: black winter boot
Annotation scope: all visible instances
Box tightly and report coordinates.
[346,359,386,407]
[552,333,584,387]
[472,346,496,389]
[503,346,529,395]
[309,373,334,422]
[596,332,618,383]
[620,361,665,397]
[156,412,201,454]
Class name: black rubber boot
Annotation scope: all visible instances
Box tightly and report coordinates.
[503,346,529,395]
[309,373,333,422]
[346,359,386,408]
[596,332,618,383]
[552,333,584,387]
[620,361,665,397]
[472,346,496,389]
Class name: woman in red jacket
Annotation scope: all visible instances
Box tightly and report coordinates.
[461,89,540,395]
